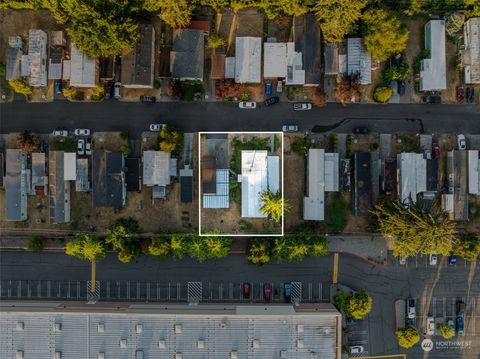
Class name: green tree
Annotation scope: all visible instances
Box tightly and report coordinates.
[246,238,272,265]
[8,79,32,96]
[208,33,226,49]
[455,233,480,261]
[159,126,184,155]
[17,130,39,153]
[370,200,456,257]
[187,236,208,262]
[275,0,311,16]
[203,231,232,259]
[26,236,45,252]
[313,0,368,43]
[309,235,329,257]
[0,0,39,10]
[65,233,107,262]
[437,323,455,339]
[396,326,420,349]
[106,218,142,263]
[144,0,194,28]
[383,61,409,83]
[334,291,347,312]
[345,289,372,319]
[147,236,171,258]
[362,8,409,62]
[169,234,189,259]
[259,190,290,223]
[373,86,393,103]
[200,0,229,13]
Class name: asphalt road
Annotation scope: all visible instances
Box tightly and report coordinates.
[1,251,479,358]
[1,102,480,136]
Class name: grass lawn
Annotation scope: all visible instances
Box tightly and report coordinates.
[326,193,349,233]
[51,138,76,152]
[181,80,204,101]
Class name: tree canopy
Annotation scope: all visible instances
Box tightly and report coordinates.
[16,130,39,153]
[106,217,142,263]
[9,79,32,96]
[396,326,420,349]
[259,190,290,223]
[65,233,107,262]
[455,233,480,261]
[144,0,194,28]
[345,289,372,319]
[437,323,455,339]
[158,126,184,155]
[362,8,409,61]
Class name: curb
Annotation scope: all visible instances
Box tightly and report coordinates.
[330,250,387,268]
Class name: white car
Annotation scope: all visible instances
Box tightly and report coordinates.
[429,254,437,266]
[238,101,256,109]
[349,345,364,354]
[77,139,85,156]
[293,102,312,110]
[457,134,466,150]
[74,128,90,136]
[282,125,299,132]
[407,298,416,319]
[149,123,167,131]
[427,317,435,335]
[399,256,407,265]
[114,82,121,98]
[52,129,68,137]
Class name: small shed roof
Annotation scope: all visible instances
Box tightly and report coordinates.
[70,43,96,87]
[143,151,171,187]
[235,37,262,83]
[63,153,77,181]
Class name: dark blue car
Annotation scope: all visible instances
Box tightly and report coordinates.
[265,81,272,96]
[456,316,464,334]
[54,80,62,95]
[449,254,457,266]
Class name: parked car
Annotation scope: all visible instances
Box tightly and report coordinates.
[265,81,272,96]
[276,80,283,93]
[104,82,114,99]
[399,256,407,265]
[456,316,464,334]
[349,346,365,354]
[283,283,292,301]
[264,96,280,107]
[149,123,167,131]
[456,85,465,103]
[456,300,465,315]
[140,96,156,103]
[447,319,455,330]
[457,134,466,150]
[427,317,435,335]
[54,80,62,95]
[421,95,441,104]
[85,138,92,156]
[74,129,90,136]
[346,317,360,326]
[424,149,432,160]
[397,80,406,96]
[282,124,299,132]
[77,139,85,156]
[407,298,416,319]
[293,102,312,111]
[52,129,68,137]
[239,101,256,109]
[114,82,121,98]
[242,282,251,299]
[215,80,222,100]
[432,143,440,159]
[353,127,369,134]
[466,87,475,103]
[449,254,457,266]
[263,283,272,302]
[429,254,437,266]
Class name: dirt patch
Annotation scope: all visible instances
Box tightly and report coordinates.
[120,87,161,102]
[352,133,380,153]
[92,132,128,152]
[267,17,292,42]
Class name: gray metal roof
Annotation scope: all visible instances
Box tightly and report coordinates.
[76,158,90,192]
[4,149,28,221]
[293,14,321,85]
[92,150,126,207]
[27,29,48,87]
[171,29,204,81]
[324,43,339,75]
[48,151,71,224]
[347,38,371,85]
[6,47,22,81]
[143,151,171,187]
[0,305,341,359]
[397,153,427,203]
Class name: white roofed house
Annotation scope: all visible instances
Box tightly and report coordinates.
[468,150,480,194]
[419,20,446,91]
[142,151,177,199]
[28,29,48,87]
[397,153,427,204]
[461,17,480,84]
[235,37,262,83]
[69,43,97,87]
[48,151,72,224]
[263,42,305,85]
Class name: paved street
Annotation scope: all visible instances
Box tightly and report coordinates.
[1,102,479,136]
[1,251,479,358]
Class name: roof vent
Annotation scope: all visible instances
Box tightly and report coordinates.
[54,351,62,359]
[296,324,304,333]
[135,350,144,359]
[136,324,144,333]
[158,339,166,349]
[280,350,288,358]
[97,323,105,333]
[252,339,260,349]
[16,322,24,331]
[53,323,62,332]
[119,339,127,348]
[175,353,182,359]
[309,352,317,359]
[16,351,24,359]
[219,322,227,329]
[174,324,182,334]
[230,351,238,359]
[197,340,205,349]
[296,339,304,348]
[98,353,105,359]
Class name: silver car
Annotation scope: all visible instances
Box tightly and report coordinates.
[77,139,85,156]
[52,130,68,137]
[282,125,299,132]
[74,128,90,136]
[293,102,312,110]
[239,101,256,109]
[457,134,466,150]
[149,123,167,131]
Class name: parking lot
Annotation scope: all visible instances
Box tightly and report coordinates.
[392,253,474,269]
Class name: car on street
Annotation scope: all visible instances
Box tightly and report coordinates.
[449,254,457,266]
[265,81,272,96]
[242,282,251,299]
[293,102,312,111]
[353,127,369,134]
[456,316,464,334]
[432,143,440,159]
[54,80,62,95]
[264,96,280,107]
[239,101,256,109]
[52,129,68,137]
[104,82,114,99]
[283,283,292,302]
[74,129,90,136]
[456,85,465,103]
[149,123,167,132]
[77,139,85,156]
[263,283,272,302]
[140,96,156,103]
[399,256,407,265]
[456,300,465,315]
[429,254,437,266]
[282,124,299,132]
[397,80,406,96]
[466,87,475,103]
[427,317,435,335]
[407,298,416,319]
[114,82,121,98]
[276,80,283,93]
[458,134,466,150]
[85,138,92,156]
[349,346,364,354]
[421,95,442,104]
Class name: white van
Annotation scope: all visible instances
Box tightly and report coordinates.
[114,82,121,98]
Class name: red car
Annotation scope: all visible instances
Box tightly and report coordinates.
[432,143,440,159]
[263,283,272,302]
[242,282,251,299]
[215,80,222,100]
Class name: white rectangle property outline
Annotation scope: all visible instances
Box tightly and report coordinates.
[198,131,284,237]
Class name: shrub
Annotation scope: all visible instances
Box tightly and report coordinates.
[396,326,420,349]
[62,87,76,98]
[73,91,85,101]
[373,86,393,103]
[148,236,171,258]
[207,32,226,49]
[291,138,310,156]
[8,79,32,96]
[247,238,272,265]
[26,236,45,252]
[119,144,131,156]
[334,291,347,311]
[345,289,373,319]
[437,323,455,339]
